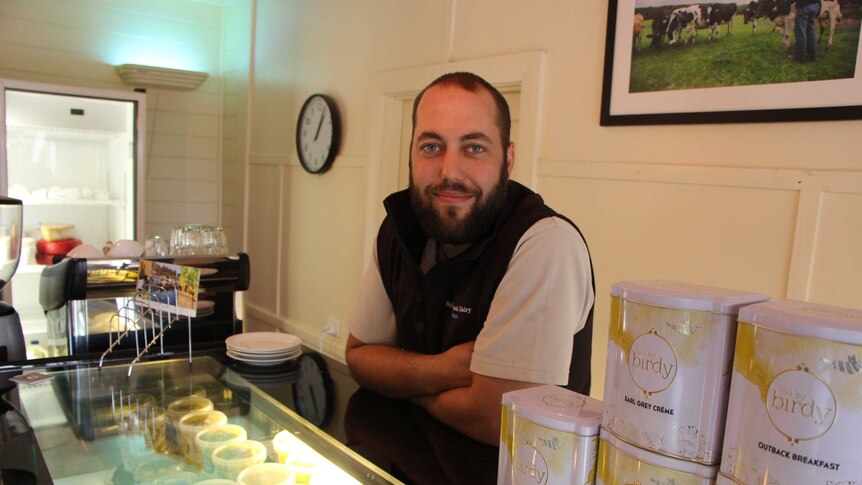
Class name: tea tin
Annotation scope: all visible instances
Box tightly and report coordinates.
[498,385,603,485]
[720,300,862,485]
[602,280,768,464]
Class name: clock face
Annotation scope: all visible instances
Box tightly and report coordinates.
[296,94,340,174]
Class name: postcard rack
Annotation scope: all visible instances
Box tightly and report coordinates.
[38,254,249,363]
[98,280,194,376]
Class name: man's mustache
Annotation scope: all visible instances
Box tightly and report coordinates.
[429,179,480,196]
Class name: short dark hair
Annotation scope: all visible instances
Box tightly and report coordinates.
[411,72,511,147]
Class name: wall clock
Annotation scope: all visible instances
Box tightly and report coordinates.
[296,94,341,174]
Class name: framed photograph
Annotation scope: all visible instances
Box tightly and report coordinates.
[601,0,862,125]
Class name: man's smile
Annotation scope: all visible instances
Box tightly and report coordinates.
[433,189,475,205]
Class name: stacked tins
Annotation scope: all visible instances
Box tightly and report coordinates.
[598,280,769,484]
[718,300,862,484]
[498,385,603,484]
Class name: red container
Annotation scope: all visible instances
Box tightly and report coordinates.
[36,238,82,255]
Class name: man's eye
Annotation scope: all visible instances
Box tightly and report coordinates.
[466,144,485,154]
[420,144,441,153]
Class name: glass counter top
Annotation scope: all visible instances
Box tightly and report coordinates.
[12,355,401,484]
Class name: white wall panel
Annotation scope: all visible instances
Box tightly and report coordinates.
[280,159,367,346]
[245,162,283,312]
[807,191,862,308]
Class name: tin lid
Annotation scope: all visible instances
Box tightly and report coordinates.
[738,299,862,345]
[600,430,718,478]
[610,280,770,314]
[501,385,602,436]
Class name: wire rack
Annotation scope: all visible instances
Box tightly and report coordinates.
[98,279,193,376]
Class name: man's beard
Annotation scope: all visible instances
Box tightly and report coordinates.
[409,164,509,245]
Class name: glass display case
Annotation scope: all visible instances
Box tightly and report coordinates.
[12,355,400,484]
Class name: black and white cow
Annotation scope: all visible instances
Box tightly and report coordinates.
[742,0,759,28]
[648,11,672,48]
[704,3,737,40]
[742,0,786,34]
[667,5,707,46]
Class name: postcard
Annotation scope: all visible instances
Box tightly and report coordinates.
[134,260,201,318]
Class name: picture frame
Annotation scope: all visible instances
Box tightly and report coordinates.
[600,0,862,125]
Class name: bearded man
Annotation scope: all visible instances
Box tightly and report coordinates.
[345,72,594,445]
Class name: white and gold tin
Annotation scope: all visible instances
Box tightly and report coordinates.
[602,280,769,464]
[719,300,862,485]
[597,430,717,485]
[498,385,603,485]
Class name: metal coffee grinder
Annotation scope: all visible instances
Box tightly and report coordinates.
[0,197,25,364]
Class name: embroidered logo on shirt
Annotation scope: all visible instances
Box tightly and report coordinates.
[445,301,472,319]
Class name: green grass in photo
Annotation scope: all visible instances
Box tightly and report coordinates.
[630,9,861,93]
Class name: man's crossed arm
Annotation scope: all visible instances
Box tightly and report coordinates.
[345,334,537,445]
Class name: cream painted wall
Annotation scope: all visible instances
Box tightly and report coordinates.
[244,0,455,349]
[245,0,862,400]
[0,0,226,241]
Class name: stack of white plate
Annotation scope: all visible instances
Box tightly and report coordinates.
[225,332,302,366]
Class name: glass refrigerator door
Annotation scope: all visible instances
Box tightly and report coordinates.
[1,82,145,360]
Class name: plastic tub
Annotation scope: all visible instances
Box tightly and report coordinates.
[212,440,267,481]
[196,424,248,473]
[720,300,862,485]
[177,410,228,466]
[498,385,603,485]
[237,463,296,485]
[166,395,213,454]
[602,280,768,464]
[272,430,326,483]
[597,430,717,484]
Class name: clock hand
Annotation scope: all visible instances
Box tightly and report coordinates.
[314,113,325,141]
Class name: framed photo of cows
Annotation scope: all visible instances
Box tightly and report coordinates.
[601,0,862,125]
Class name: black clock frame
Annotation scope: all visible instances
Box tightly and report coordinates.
[296,93,341,174]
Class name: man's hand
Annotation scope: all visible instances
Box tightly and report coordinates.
[345,335,474,399]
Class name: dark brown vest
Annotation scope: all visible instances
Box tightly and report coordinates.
[377,181,593,394]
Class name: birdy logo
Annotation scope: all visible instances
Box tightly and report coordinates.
[512,444,549,485]
[767,366,837,444]
[628,329,677,397]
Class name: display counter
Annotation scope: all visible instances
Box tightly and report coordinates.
[0,353,399,484]
[0,348,499,484]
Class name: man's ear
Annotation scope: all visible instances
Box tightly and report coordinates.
[506,142,515,175]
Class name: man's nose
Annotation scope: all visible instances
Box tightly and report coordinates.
[439,149,463,181]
